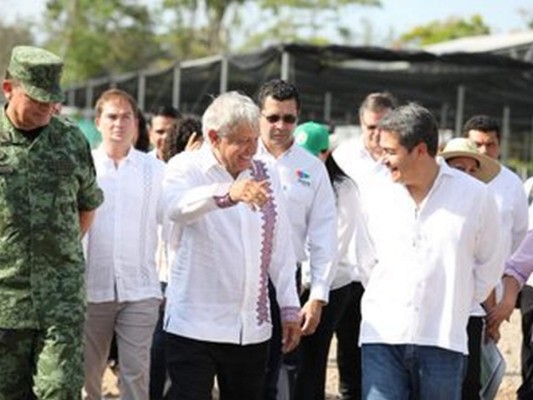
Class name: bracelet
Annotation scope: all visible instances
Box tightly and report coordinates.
[213,193,238,208]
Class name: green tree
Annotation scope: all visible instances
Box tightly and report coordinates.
[242,0,381,49]
[518,8,533,29]
[161,0,248,58]
[0,21,35,79]
[44,0,163,82]
[160,0,381,59]
[398,14,491,47]
[0,21,35,103]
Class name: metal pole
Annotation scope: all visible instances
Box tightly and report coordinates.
[323,92,332,122]
[454,85,465,137]
[219,55,228,94]
[281,51,290,81]
[137,73,146,111]
[67,88,75,107]
[522,124,528,163]
[85,82,94,110]
[172,63,181,109]
[527,117,533,161]
[440,103,449,130]
[501,105,510,162]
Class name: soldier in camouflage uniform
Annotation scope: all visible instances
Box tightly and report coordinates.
[0,46,104,400]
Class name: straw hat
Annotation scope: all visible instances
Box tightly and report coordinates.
[440,138,500,183]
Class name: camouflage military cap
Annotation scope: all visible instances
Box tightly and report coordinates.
[7,46,65,103]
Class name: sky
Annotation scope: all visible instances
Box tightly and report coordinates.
[3,0,532,43]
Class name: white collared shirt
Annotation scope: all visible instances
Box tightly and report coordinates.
[256,140,337,302]
[360,160,504,354]
[85,147,164,303]
[332,136,389,193]
[489,165,528,258]
[302,177,377,291]
[161,144,300,345]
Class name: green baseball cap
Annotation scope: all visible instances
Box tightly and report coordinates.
[294,122,330,156]
[7,46,65,103]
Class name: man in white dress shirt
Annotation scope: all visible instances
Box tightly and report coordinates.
[464,115,529,399]
[332,92,396,400]
[161,91,301,400]
[83,89,164,400]
[360,103,504,400]
[333,92,396,192]
[254,79,337,399]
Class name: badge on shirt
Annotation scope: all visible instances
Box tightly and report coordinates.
[296,169,311,186]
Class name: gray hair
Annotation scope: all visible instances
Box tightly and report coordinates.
[359,92,397,118]
[202,91,260,138]
[378,103,439,157]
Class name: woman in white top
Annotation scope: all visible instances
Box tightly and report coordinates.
[292,122,376,400]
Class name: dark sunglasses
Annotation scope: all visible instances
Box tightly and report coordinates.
[262,113,298,124]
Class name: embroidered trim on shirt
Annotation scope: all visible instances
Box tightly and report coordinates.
[280,306,300,323]
[252,159,276,326]
[213,193,238,208]
[140,159,153,286]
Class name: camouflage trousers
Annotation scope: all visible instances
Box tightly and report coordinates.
[0,322,84,400]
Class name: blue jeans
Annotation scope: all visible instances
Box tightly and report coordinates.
[362,344,466,400]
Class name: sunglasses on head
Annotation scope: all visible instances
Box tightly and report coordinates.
[262,113,298,124]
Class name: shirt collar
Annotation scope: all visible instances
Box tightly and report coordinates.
[0,106,51,145]
[197,142,224,174]
[435,156,455,180]
[257,138,295,160]
[95,144,141,167]
[197,142,257,179]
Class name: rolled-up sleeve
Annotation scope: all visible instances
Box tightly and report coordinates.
[504,229,533,287]
[78,137,103,211]
[306,166,337,302]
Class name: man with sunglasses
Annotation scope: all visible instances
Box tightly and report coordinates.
[255,79,337,400]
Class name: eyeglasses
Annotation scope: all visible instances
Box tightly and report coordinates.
[362,123,378,131]
[262,113,298,124]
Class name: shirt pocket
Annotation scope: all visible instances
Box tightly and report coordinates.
[284,182,312,229]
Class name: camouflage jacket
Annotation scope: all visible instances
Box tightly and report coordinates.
[0,109,103,329]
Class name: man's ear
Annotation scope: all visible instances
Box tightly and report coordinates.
[416,142,428,156]
[2,80,14,101]
[207,130,219,145]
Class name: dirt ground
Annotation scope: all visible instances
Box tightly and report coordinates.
[102,310,524,399]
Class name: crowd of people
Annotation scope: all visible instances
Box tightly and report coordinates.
[2,45,533,400]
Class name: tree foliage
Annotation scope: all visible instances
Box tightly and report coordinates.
[518,8,533,29]
[44,0,163,82]
[0,21,35,103]
[26,0,381,83]
[0,21,35,80]
[160,0,381,59]
[243,0,381,49]
[399,14,491,47]
[161,0,248,57]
